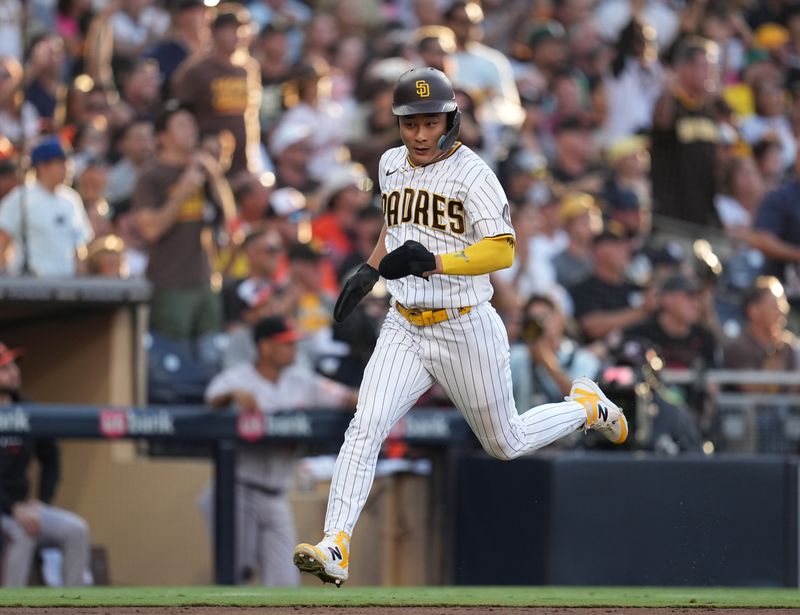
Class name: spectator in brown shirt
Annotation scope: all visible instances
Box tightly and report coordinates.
[133,102,234,342]
[176,9,262,176]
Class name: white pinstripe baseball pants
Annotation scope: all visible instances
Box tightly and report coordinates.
[324,302,586,536]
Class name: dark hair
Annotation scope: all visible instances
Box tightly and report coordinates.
[674,37,715,67]
[154,100,193,134]
[611,18,646,78]
[752,135,782,163]
[718,156,751,196]
[741,276,785,315]
[524,293,557,314]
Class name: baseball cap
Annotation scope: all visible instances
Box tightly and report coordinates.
[269,122,313,157]
[660,274,700,294]
[253,316,302,344]
[30,137,67,166]
[609,189,641,212]
[559,192,599,224]
[0,342,23,367]
[316,164,372,211]
[528,21,565,48]
[606,135,648,165]
[237,278,275,310]
[269,187,307,219]
[508,150,548,179]
[754,23,789,50]
[287,241,324,262]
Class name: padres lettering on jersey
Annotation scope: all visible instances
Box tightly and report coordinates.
[378,143,515,309]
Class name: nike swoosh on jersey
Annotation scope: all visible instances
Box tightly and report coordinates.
[385,168,399,176]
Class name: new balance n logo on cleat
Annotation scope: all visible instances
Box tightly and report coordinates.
[597,405,608,422]
[328,546,342,561]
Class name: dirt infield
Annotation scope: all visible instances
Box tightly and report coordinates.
[2,608,800,614]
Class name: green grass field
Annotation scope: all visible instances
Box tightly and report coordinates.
[0,586,799,608]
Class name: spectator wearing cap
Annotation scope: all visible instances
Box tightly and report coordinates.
[0,56,40,148]
[608,188,649,241]
[0,342,91,587]
[310,164,372,270]
[269,122,316,193]
[275,59,353,181]
[569,221,657,342]
[602,18,664,146]
[175,8,262,176]
[106,118,156,204]
[624,273,718,370]
[550,114,606,198]
[284,241,336,334]
[552,192,601,288]
[444,2,523,133]
[201,315,356,586]
[268,186,308,246]
[108,0,169,60]
[221,227,289,368]
[0,138,93,276]
[602,134,652,214]
[651,37,720,227]
[144,0,210,91]
[133,103,234,341]
[252,23,294,130]
[523,21,568,84]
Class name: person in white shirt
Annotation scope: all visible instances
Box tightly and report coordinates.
[201,315,357,586]
[0,138,93,276]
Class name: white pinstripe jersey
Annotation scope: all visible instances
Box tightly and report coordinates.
[378,142,514,309]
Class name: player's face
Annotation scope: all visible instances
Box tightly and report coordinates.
[399,113,448,166]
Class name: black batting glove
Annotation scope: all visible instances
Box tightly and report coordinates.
[333,263,380,322]
[379,240,436,280]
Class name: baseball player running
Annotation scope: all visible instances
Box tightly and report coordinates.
[294,67,627,586]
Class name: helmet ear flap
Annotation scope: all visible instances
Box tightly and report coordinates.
[437,110,462,151]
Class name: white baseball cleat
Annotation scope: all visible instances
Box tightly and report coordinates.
[569,376,628,445]
[293,530,350,587]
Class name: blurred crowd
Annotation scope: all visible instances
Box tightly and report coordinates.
[0,0,798,451]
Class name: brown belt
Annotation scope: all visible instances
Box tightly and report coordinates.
[395,301,472,327]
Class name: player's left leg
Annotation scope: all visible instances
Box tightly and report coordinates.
[429,303,623,459]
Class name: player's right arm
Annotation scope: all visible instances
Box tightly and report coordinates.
[333,224,385,322]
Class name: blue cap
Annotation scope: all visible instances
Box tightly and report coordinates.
[30,138,66,167]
